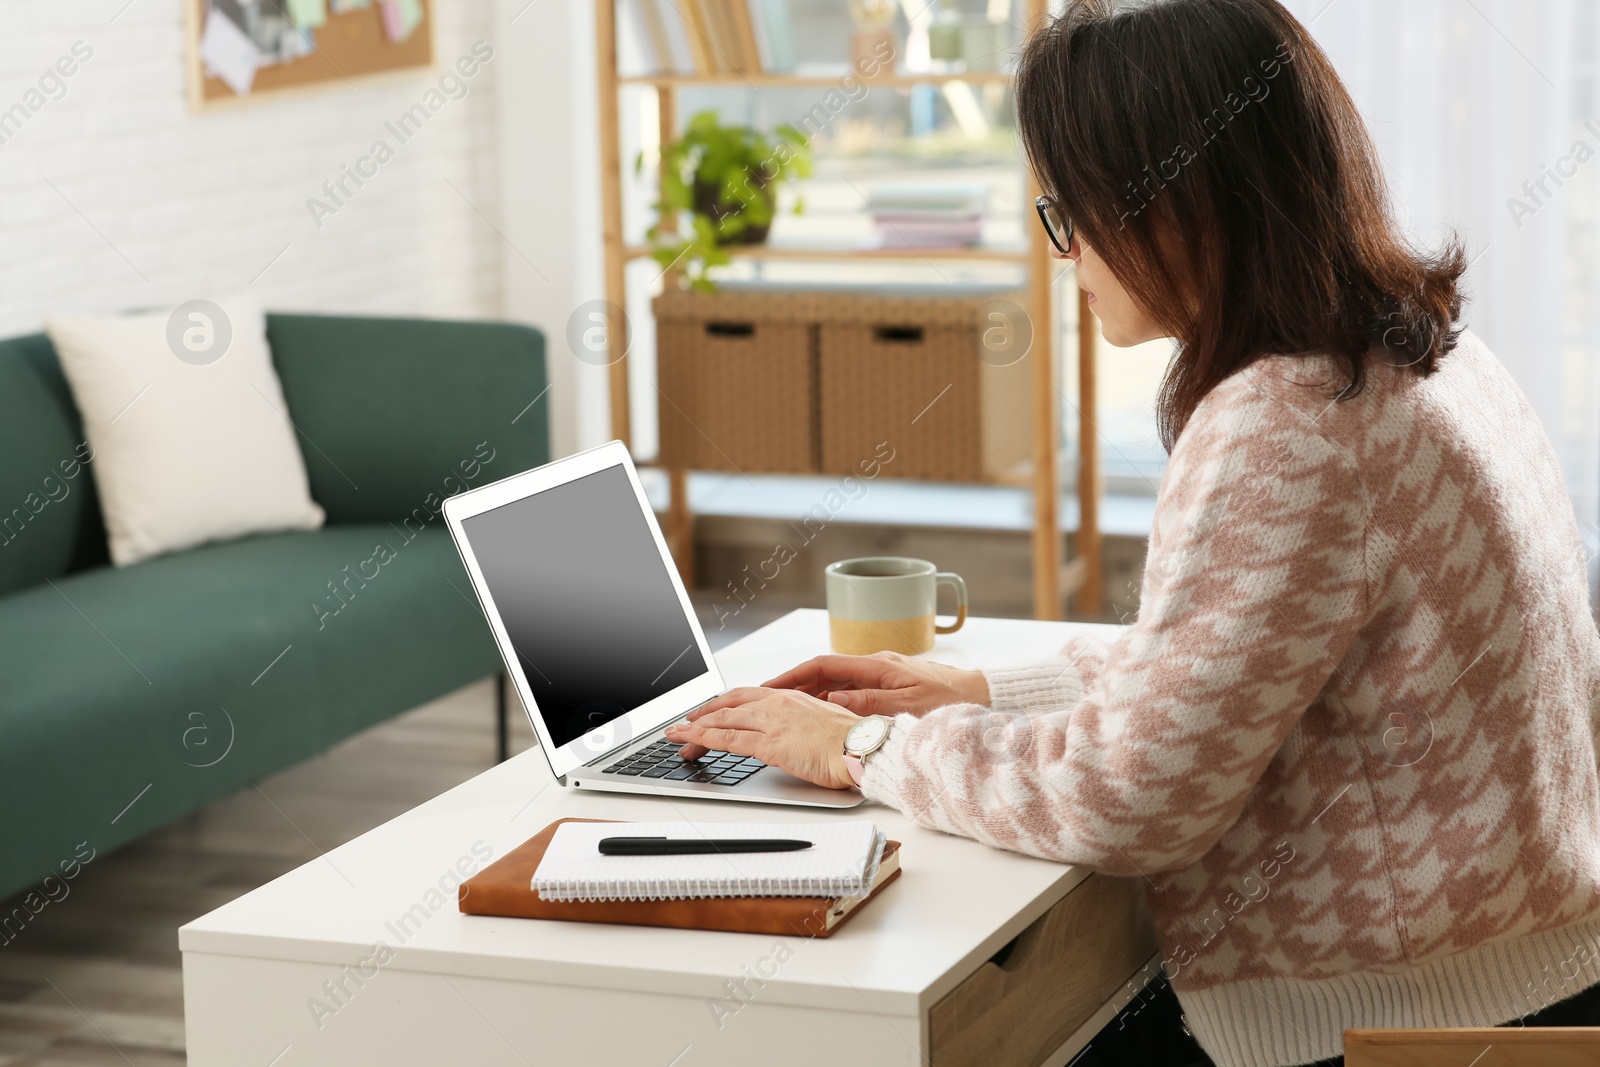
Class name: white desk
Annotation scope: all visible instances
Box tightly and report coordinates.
[181,610,1154,1067]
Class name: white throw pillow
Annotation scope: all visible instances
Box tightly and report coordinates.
[46,294,324,566]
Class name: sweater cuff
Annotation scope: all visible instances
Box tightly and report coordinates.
[982,658,1087,714]
[858,712,919,809]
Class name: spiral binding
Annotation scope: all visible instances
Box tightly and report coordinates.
[536,830,888,904]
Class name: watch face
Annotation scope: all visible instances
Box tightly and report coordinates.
[847,715,890,755]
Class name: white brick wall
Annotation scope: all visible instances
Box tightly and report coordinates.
[0,0,505,337]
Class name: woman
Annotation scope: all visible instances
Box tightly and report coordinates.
[665,0,1600,1064]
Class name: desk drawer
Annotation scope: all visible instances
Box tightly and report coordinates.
[929,874,1158,1067]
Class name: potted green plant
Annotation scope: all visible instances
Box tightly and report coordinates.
[639,110,813,291]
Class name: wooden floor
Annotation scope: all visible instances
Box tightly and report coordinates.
[0,599,788,1066]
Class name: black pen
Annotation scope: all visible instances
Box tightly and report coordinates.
[598,836,813,856]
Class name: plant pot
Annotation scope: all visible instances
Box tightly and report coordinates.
[693,177,774,246]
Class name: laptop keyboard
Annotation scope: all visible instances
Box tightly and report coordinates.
[602,739,766,786]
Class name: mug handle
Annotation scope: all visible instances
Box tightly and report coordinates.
[935,572,968,634]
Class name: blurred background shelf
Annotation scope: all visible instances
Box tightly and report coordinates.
[619,71,1017,88]
[622,242,1033,262]
[594,0,1103,620]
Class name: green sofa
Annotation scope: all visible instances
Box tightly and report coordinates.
[0,313,548,903]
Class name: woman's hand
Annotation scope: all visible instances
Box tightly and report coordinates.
[761,651,991,718]
[664,688,860,789]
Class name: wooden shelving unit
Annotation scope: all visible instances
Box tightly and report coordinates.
[619,70,1018,88]
[621,243,1034,263]
[593,0,1102,620]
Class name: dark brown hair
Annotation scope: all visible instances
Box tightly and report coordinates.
[1016,0,1465,449]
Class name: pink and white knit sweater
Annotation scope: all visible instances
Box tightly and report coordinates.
[860,332,1600,1067]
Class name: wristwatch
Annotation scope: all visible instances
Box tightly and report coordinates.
[842,715,893,787]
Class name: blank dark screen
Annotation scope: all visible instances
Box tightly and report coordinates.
[460,464,708,749]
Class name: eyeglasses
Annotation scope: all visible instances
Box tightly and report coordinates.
[1035,195,1076,256]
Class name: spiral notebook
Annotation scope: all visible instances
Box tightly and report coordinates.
[531,820,887,903]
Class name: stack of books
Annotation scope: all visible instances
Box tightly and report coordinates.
[865,184,990,249]
[619,0,798,75]
[461,818,902,936]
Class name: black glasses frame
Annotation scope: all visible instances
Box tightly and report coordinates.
[1035,195,1075,256]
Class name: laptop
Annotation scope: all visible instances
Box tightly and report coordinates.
[441,440,863,809]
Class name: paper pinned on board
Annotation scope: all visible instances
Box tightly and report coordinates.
[286,0,329,30]
[200,6,261,95]
[379,0,424,42]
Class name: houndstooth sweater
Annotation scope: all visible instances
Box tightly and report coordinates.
[859,332,1600,1067]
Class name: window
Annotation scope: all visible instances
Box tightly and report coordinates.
[1078,0,1600,544]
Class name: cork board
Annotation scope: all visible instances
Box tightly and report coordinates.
[185,0,434,110]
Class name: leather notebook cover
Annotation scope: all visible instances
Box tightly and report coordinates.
[459,818,902,938]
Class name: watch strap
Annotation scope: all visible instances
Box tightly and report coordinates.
[844,753,866,787]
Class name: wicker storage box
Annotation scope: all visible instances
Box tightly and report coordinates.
[817,288,1031,482]
[653,289,821,473]
[653,284,1031,481]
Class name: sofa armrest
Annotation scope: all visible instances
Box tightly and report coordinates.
[266,313,549,525]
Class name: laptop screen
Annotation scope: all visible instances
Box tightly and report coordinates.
[458,463,710,749]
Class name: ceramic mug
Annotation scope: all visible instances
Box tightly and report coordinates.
[825,556,968,655]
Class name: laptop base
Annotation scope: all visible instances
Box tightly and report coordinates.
[569,768,866,809]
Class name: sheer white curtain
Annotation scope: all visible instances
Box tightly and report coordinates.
[1279,0,1600,587]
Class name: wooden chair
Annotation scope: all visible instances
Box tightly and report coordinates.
[1344,1027,1600,1066]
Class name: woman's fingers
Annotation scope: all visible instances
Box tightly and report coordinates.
[764,654,893,692]
[668,704,762,744]
[674,740,711,761]
[684,704,767,734]
[826,688,901,715]
[669,698,788,757]
[676,690,767,754]
[686,687,767,720]
[665,721,763,759]
[761,656,832,690]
